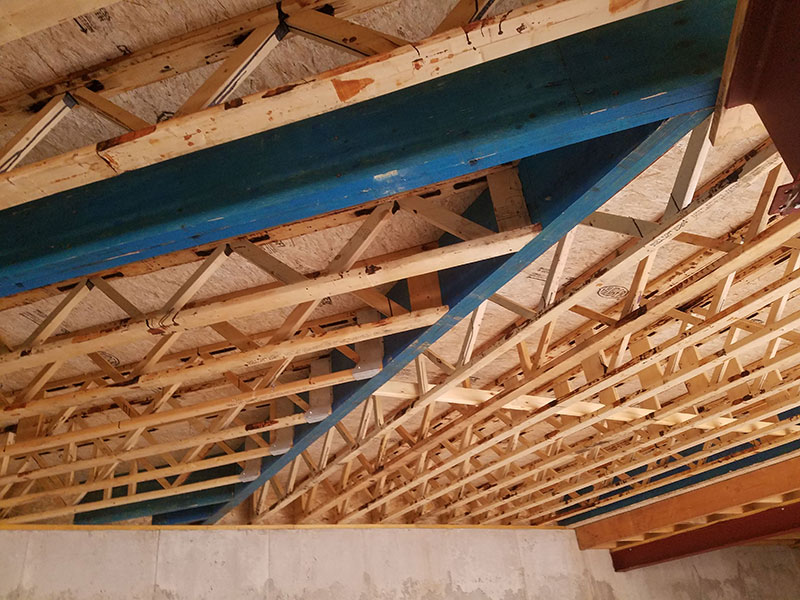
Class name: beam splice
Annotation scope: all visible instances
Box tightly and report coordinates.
[0,0,735,297]
[610,500,800,571]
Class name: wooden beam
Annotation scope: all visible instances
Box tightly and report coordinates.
[433,0,497,35]
[487,168,531,232]
[177,24,286,117]
[581,212,659,238]
[610,499,800,571]
[287,9,407,57]
[576,454,800,550]
[70,88,151,132]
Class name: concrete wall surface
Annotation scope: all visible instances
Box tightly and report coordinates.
[0,527,798,600]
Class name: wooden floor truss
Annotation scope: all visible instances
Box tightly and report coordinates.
[1,0,798,530]
[248,134,800,527]
[0,111,797,525]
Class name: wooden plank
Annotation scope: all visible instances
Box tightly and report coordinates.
[177,25,285,117]
[287,10,407,57]
[398,197,496,241]
[70,88,150,131]
[709,0,753,144]
[576,454,800,550]
[539,231,574,310]
[581,212,659,238]
[407,272,442,312]
[663,116,712,217]
[487,168,531,232]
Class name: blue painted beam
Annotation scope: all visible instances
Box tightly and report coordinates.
[73,464,238,525]
[0,0,735,296]
[151,503,228,526]
[196,113,709,524]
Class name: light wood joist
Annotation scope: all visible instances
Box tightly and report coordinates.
[0,224,538,378]
[0,167,543,523]
[0,0,680,209]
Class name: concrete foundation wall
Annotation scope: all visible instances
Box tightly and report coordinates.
[0,528,798,599]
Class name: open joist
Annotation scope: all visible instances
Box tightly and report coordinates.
[274,125,788,514]
[375,172,799,526]
[0,225,537,378]
[0,0,685,208]
[0,0,395,133]
[234,114,715,526]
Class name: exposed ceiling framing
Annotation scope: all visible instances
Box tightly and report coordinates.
[0,0,798,565]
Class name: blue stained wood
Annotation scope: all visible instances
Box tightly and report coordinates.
[0,0,735,296]
[151,503,228,526]
[73,463,239,525]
